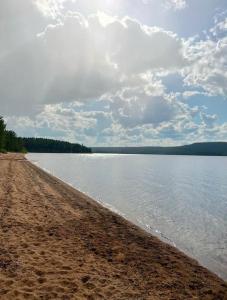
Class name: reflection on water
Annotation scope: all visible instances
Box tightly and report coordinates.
[27,153,227,280]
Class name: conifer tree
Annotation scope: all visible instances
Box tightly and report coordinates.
[0,116,6,151]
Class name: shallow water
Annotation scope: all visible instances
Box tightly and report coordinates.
[27,153,227,280]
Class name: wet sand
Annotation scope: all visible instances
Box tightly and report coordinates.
[0,153,226,299]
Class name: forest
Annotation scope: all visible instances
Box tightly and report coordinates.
[0,117,91,153]
[22,138,92,153]
[93,142,227,156]
[0,116,24,152]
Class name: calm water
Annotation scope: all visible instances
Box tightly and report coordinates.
[27,153,227,280]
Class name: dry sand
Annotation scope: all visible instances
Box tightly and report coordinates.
[0,153,226,300]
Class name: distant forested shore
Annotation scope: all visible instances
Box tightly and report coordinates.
[22,138,91,153]
[93,142,227,156]
[0,117,91,153]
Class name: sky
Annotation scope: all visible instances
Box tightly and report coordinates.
[1,0,227,146]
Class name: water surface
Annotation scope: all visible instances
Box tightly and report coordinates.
[27,153,227,280]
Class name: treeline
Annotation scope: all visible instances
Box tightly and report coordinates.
[0,116,91,153]
[92,142,227,156]
[0,116,24,152]
[22,138,92,153]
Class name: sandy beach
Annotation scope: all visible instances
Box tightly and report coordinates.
[0,153,226,299]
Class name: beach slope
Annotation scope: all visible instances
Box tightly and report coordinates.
[0,153,226,299]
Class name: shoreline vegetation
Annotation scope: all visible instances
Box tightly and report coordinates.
[0,117,91,154]
[0,116,25,153]
[22,137,91,153]
[0,153,226,299]
[92,142,227,156]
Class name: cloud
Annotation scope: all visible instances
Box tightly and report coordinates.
[34,0,66,18]
[142,0,187,11]
[1,0,227,146]
[108,91,178,128]
[0,2,187,116]
[104,17,186,73]
[184,36,227,96]
[183,13,227,97]
[211,11,227,38]
[200,112,217,128]
[0,0,47,59]
[164,0,187,11]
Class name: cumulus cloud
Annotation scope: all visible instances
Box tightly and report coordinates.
[1,0,227,146]
[0,1,187,116]
[104,17,186,73]
[184,36,227,96]
[108,92,178,128]
[183,13,227,97]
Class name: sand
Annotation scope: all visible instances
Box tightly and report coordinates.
[0,153,226,300]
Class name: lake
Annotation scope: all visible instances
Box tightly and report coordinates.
[27,153,227,280]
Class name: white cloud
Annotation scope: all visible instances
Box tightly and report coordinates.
[104,17,186,73]
[181,12,227,98]
[184,36,227,96]
[142,0,187,12]
[200,112,217,128]
[164,0,187,11]
[1,0,227,146]
[182,91,204,99]
[0,4,187,116]
[35,0,66,18]
[109,91,178,128]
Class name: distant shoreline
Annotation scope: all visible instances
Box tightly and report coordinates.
[92,142,227,156]
[0,153,226,299]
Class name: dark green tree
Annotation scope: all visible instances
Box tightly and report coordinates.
[22,138,92,153]
[0,117,24,153]
[0,116,6,151]
[5,130,24,152]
